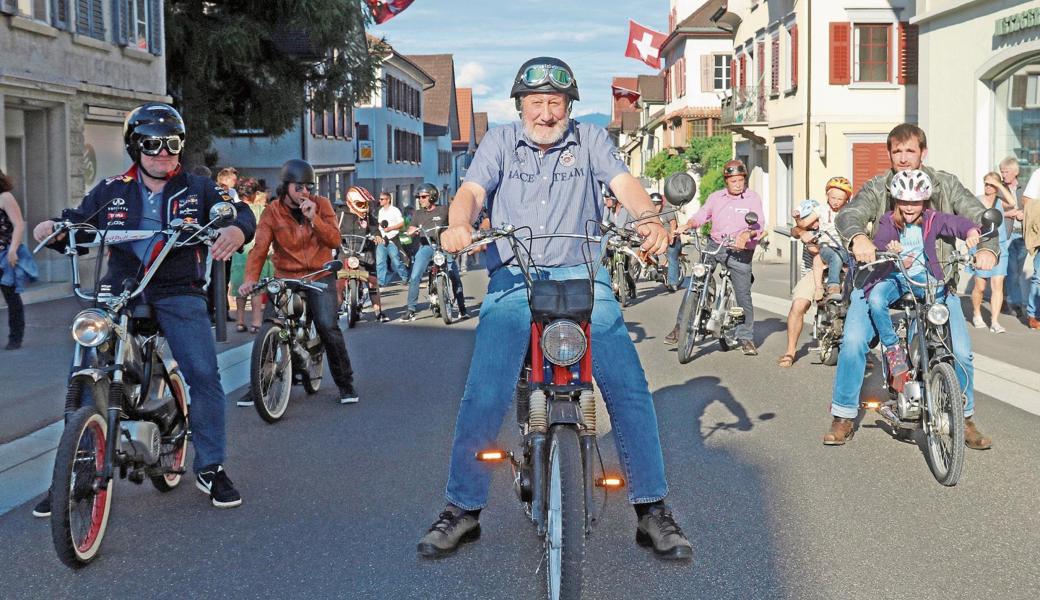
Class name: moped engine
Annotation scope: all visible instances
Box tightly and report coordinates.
[897,380,922,420]
[121,420,161,465]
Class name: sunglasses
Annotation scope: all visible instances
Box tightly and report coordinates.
[138,136,183,156]
[417,194,431,199]
[521,65,574,90]
[293,183,316,193]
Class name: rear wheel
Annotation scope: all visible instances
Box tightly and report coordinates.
[544,426,586,600]
[301,322,325,394]
[677,287,702,364]
[346,280,360,329]
[149,368,189,492]
[250,322,293,423]
[924,362,965,486]
[51,406,113,569]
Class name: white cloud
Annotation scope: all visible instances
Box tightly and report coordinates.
[479,98,520,125]
[456,61,491,96]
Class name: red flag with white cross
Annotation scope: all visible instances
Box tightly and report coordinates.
[366,0,416,24]
[611,84,641,104]
[624,20,667,69]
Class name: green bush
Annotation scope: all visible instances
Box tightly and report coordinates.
[684,134,733,173]
[644,150,689,182]
[698,168,725,204]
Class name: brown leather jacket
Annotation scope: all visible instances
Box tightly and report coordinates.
[246,194,340,280]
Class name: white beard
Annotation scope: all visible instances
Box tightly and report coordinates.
[523,119,569,146]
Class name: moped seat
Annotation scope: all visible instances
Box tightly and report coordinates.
[530,279,594,322]
[889,292,917,310]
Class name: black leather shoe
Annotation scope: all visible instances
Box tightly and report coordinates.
[636,505,693,560]
[417,505,481,559]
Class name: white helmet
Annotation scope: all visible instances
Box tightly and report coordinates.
[888,169,932,202]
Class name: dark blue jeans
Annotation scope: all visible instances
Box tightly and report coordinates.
[303,275,355,394]
[406,244,465,313]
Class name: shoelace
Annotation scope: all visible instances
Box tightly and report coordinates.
[646,509,684,537]
[429,511,462,534]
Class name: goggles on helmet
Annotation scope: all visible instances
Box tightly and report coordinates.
[723,165,746,177]
[138,135,183,156]
[520,65,574,91]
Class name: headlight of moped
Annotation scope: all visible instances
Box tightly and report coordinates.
[690,263,708,278]
[541,320,587,366]
[432,252,447,267]
[266,280,283,296]
[71,309,113,347]
[926,303,950,326]
[347,256,360,269]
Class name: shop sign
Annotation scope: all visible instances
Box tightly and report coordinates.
[995,7,1040,37]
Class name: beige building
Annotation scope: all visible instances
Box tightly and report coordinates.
[1,1,168,284]
[914,0,1040,189]
[716,0,918,258]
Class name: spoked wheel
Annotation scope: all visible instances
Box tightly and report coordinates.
[150,368,189,492]
[346,280,360,329]
[676,288,701,364]
[51,406,113,569]
[250,322,293,423]
[435,276,453,325]
[544,426,586,600]
[924,363,965,486]
[613,261,629,308]
[301,323,325,395]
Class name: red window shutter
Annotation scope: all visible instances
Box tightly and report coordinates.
[757,40,765,79]
[852,143,890,194]
[791,25,799,88]
[829,22,852,85]
[771,34,780,94]
[898,22,919,85]
[665,66,672,103]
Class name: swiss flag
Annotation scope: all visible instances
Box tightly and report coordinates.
[624,20,667,69]
[611,85,640,104]
[366,0,416,24]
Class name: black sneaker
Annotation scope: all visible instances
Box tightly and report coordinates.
[636,504,693,560]
[417,505,481,559]
[377,312,390,323]
[400,310,417,322]
[236,392,253,407]
[32,494,51,518]
[340,385,360,404]
[195,464,242,508]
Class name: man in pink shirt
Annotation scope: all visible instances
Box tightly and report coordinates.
[666,159,765,354]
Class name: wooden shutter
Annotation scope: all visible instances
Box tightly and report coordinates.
[0,0,15,16]
[898,22,919,85]
[113,0,129,46]
[51,0,70,30]
[664,66,671,103]
[829,22,851,85]
[739,54,746,88]
[1011,75,1028,108]
[700,54,712,92]
[386,125,392,163]
[791,25,798,88]
[852,143,890,194]
[148,0,163,55]
[757,40,765,81]
[771,33,780,94]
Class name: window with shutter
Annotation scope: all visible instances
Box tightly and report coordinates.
[51,0,69,29]
[700,54,712,92]
[386,125,392,163]
[147,0,162,55]
[76,0,105,39]
[898,22,918,85]
[854,24,891,83]
[771,33,780,96]
[852,142,890,194]
[790,25,798,89]
[113,0,129,46]
[829,22,851,85]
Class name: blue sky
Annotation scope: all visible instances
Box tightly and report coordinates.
[370,0,668,124]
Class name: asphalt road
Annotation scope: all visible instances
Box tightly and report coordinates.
[1,268,1039,599]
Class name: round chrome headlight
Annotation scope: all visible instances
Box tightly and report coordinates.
[690,263,708,278]
[541,320,587,366]
[347,256,360,269]
[432,252,447,266]
[926,303,950,326]
[266,280,283,296]
[71,309,113,347]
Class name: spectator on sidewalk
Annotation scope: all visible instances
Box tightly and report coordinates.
[968,172,1015,333]
[375,191,409,286]
[0,169,35,350]
[1024,189,1040,329]
[229,178,272,333]
[999,157,1027,318]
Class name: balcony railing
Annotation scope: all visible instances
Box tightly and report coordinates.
[721,86,767,126]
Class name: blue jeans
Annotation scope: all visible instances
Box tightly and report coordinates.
[666,238,683,287]
[832,287,975,419]
[1005,236,1027,306]
[375,239,409,287]
[866,275,921,348]
[152,295,228,472]
[1027,251,1040,318]
[819,245,843,286]
[445,266,669,509]
[406,244,465,313]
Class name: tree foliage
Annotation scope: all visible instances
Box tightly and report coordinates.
[165,0,387,166]
[644,150,688,182]
[683,134,733,203]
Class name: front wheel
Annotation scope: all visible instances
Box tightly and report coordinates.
[820,342,839,366]
[544,426,586,600]
[51,406,113,569]
[250,322,293,423]
[346,279,360,329]
[435,276,453,325]
[613,260,630,308]
[924,362,965,486]
[676,287,701,364]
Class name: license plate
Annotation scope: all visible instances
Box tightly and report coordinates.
[338,269,369,280]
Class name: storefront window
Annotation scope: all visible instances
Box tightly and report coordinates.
[994,61,1040,184]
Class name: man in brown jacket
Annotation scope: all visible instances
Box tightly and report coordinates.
[240,159,359,403]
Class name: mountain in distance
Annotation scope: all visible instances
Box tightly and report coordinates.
[489,112,611,130]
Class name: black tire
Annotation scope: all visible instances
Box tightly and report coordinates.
[435,276,453,325]
[301,323,325,395]
[924,362,965,486]
[149,368,189,492]
[544,426,586,600]
[51,406,113,569]
[346,280,360,329]
[676,287,701,364]
[820,343,839,366]
[614,261,629,308]
[250,322,293,423]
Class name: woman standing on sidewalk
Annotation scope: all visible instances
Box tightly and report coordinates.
[0,169,32,350]
[229,178,272,332]
[969,172,1015,333]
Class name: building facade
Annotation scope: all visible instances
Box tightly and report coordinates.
[409,53,460,203]
[915,0,1040,189]
[1,0,167,283]
[717,0,918,259]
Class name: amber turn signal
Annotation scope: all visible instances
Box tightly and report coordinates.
[475,449,509,462]
[595,476,625,489]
